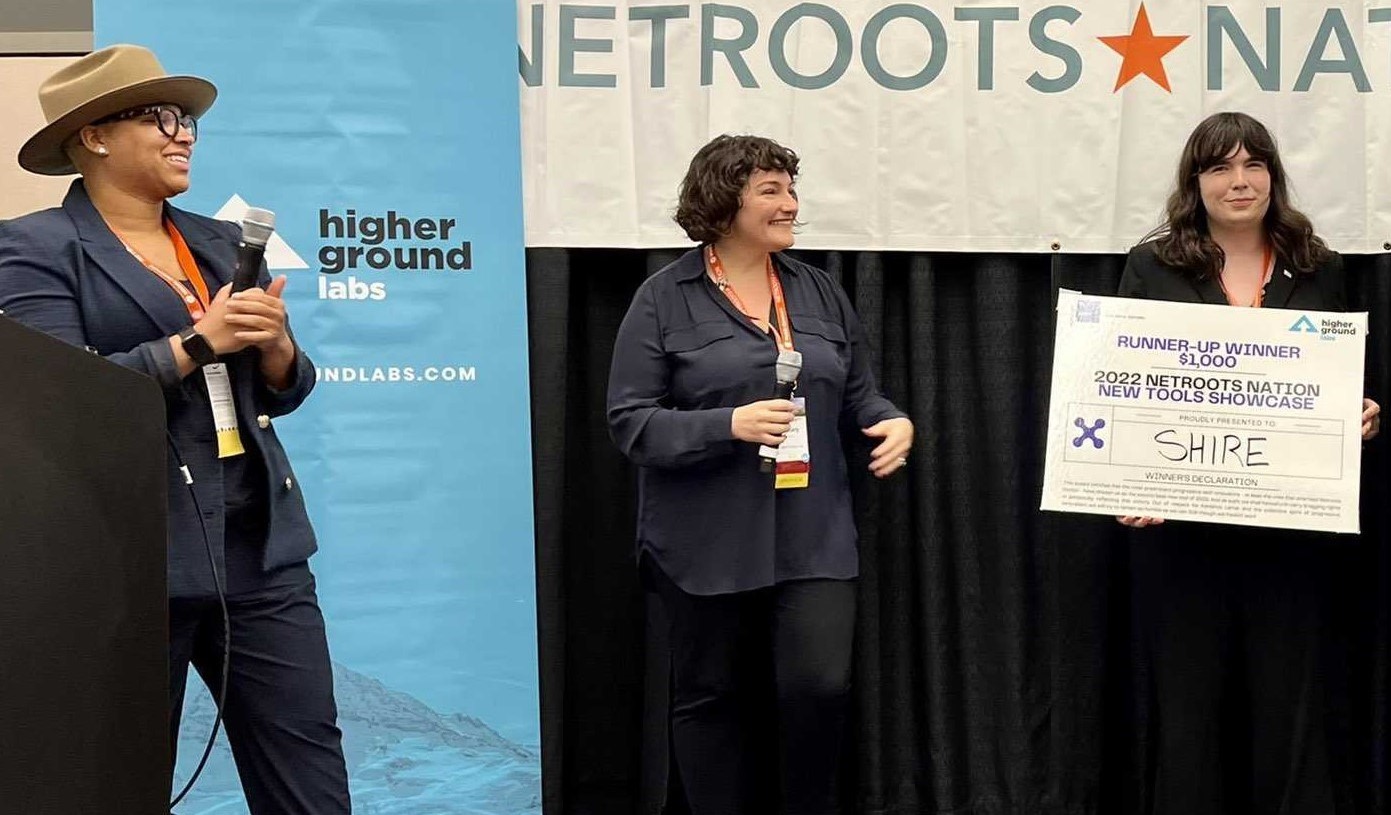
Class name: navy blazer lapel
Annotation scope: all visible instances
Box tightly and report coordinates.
[164,206,235,291]
[63,181,190,336]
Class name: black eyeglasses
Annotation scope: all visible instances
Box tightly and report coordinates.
[95,104,198,142]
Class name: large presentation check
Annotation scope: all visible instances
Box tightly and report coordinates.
[1041,290,1367,534]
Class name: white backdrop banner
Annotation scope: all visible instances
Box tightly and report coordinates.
[519,0,1391,252]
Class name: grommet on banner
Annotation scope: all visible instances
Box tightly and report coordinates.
[1050,241,1062,251]
[1383,241,1390,251]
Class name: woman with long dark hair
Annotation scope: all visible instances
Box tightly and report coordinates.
[1118,111,1378,814]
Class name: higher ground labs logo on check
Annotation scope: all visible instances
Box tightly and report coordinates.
[1289,315,1319,333]
[1289,314,1358,340]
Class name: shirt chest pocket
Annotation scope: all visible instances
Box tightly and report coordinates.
[792,316,849,386]
[663,321,746,406]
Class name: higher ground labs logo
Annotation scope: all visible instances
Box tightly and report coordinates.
[1316,317,1359,339]
[316,208,472,301]
[215,198,472,301]
[1289,315,1319,333]
[1289,314,1358,340]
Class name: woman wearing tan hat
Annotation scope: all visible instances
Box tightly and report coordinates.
[0,45,350,812]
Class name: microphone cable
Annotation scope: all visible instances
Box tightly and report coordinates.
[166,433,231,812]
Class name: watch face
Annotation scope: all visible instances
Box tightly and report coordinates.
[182,329,216,365]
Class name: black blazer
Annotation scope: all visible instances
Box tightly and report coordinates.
[1117,239,1366,545]
[1118,239,1347,311]
[0,180,318,598]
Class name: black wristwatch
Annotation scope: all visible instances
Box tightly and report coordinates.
[177,325,218,367]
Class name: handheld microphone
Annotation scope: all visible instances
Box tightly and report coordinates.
[758,349,802,473]
[232,207,276,292]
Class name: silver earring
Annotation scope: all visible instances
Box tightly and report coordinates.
[96,146,108,156]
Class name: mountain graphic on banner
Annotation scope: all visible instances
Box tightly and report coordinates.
[173,662,541,813]
[213,194,310,270]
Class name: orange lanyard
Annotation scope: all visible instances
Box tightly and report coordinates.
[114,220,211,320]
[706,245,795,352]
[1220,244,1274,308]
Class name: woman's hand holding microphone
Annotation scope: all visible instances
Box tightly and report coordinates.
[731,399,797,446]
[733,402,915,479]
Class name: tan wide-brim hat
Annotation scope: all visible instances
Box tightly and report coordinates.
[18,44,217,176]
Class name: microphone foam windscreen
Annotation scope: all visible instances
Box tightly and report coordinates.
[775,349,802,382]
[240,207,276,247]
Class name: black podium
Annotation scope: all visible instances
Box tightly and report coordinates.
[0,315,169,814]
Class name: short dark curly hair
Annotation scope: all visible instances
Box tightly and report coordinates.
[673,134,800,244]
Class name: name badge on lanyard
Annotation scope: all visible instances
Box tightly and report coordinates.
[707,246,810,488]
[117,220,245,458]
[773,397,810,489]
[201,363,246,458]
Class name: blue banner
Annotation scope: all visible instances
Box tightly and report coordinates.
[95,1,540,812]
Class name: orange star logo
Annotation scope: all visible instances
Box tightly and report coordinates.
[1098,4,1189,92]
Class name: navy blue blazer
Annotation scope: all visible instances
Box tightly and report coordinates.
[607,248,905,595]
[0,180,318,598]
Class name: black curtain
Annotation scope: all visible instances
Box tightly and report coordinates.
[529,248,1391,815]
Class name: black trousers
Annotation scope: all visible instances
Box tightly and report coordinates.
[1130,526,1351,815]
[169,556,350,814]
[647,558,856,815]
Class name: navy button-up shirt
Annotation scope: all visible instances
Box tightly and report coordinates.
[607,248,906,595]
